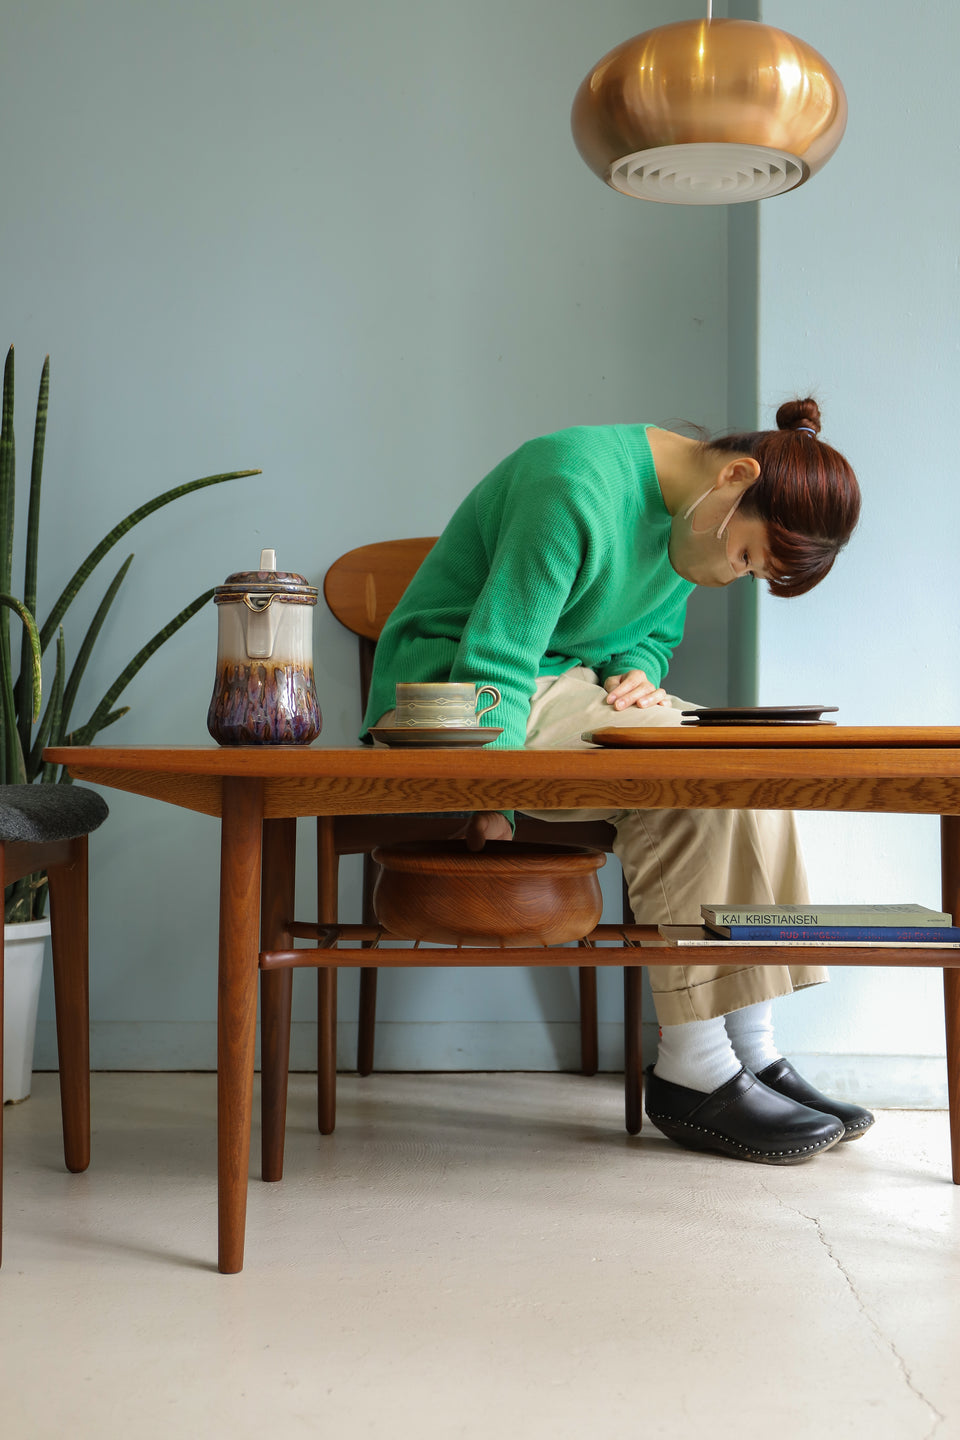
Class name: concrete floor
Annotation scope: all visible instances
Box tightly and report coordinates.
[1,1071,958,1440]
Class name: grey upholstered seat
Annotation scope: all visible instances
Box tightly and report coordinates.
[1,781,109,1265]
[0,785,109,844]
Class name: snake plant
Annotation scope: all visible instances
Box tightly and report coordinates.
[1,345,260,921]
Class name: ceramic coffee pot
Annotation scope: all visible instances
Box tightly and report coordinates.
[207,549,322,745]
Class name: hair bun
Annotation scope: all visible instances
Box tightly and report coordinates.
[776,398,821,435]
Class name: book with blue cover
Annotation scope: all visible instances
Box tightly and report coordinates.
[660,925,960,948]
[706,924,960,944]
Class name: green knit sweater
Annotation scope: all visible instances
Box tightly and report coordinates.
[362,424,694,748]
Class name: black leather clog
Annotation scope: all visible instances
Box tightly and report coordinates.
[755,1058,875,1141]
[644,1066,844,1165]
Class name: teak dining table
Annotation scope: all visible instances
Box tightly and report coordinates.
[44,727,960,1273]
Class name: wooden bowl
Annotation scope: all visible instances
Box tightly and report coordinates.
[370,840,606,946]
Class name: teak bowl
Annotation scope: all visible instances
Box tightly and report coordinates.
[371,840,606,947]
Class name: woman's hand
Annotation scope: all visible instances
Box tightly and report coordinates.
[456,811,514,850]
[603,670,670,710]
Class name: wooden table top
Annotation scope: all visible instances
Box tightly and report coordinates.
[585,725,960,748]
[44,735,960,821]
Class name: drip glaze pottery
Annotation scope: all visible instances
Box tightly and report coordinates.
[207,549,322,745]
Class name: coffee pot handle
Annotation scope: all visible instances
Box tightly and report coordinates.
[240,594,282,659]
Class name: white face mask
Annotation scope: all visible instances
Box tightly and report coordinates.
[668,485,745,586]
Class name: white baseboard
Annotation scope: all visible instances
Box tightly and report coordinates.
[33,1020,947,1107]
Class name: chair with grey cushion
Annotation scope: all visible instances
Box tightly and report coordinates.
[0,783,109,1266]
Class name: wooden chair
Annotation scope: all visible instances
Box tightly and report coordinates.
[311,537,632,1134]
[0,783,108,1266]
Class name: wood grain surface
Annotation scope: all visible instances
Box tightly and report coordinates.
[44,743,960,818]
[586,725,960,748]
[323,537,436,640]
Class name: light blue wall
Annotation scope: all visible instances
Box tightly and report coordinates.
[13,3,940,1098]
[2,1,740,1074]
[755,1,960,1103]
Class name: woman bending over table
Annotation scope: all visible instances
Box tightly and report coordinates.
[363,398,872,1165]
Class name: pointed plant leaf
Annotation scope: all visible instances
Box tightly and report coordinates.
[0,346,14,598]
[0,667,27,783]
[60,552,133,738]
[68,589,214,746]
[38,469,260,653]
[29,627,66,779]
[24,355,48,615]
[54,706,129,782]
[0,348,15,742]
[0,634,10,785]
[16,357,49,756]
[5,876,38,923]
[64,705,129,746]
[0,592,42,723]
[0,597,30,784]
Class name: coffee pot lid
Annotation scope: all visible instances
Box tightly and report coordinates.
[214,549,318,604]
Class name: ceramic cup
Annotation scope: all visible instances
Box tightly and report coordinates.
[393,681,501,729]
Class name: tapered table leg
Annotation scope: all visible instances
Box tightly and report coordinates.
[260,818,296,1183]
[47,836,91,1174]
[624,966,643,1135]
[218,778,264,1274]
[941,816,960,1184]
[317,817,338,1135]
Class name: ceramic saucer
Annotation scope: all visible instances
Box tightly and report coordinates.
[369,725,503,748]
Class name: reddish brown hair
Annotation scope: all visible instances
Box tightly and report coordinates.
[706,398,861,597]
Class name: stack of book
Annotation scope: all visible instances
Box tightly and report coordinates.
[659,903,960,947]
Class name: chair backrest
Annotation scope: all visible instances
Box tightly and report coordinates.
[323,537,618,858]
[324,538,436,708]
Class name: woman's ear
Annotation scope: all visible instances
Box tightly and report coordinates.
[717,455,761,494]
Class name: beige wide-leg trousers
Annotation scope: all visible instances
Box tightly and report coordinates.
[521,668,827,1026]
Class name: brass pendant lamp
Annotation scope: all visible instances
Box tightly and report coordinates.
[571,6,847,204]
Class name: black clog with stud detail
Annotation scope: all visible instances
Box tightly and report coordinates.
[644,1066,845,1165]
[755,1058,875,1141]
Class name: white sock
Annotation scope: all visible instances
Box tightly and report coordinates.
[724,1000,783,1073]
[653,1016,743,1094]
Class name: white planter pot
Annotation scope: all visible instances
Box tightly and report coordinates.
[3,917,51,1104]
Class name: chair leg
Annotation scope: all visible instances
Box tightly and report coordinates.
[357,853,379,1075]
[47,837,91,1175]
[318,970,337,1135]
[578,967,598,1075]
[317,818,338,1135]
[620,871,644,1132]
[260,818,297,1182]
[357,969,378,1076]
[624,966,643,1135]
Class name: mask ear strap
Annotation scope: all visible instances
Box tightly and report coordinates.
[716,491,744,539]
[682,488,714,521]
